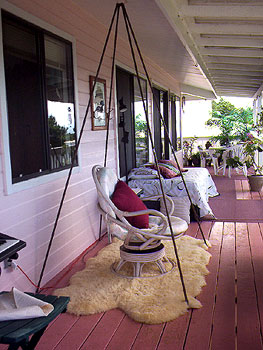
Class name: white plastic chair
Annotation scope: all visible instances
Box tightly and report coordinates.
[92,164,188,277]
[223,144,247,178]
[201,149,221,175]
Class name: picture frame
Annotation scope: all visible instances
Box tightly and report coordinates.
[89,76,107,130]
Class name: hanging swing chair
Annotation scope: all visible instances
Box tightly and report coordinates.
[92,164,188,278]
[36,2,209,308]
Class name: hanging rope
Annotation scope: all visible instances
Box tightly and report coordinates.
[36,4,120,292]
[99,5,121,241]
[121,5,208,247]
[121,4,189,305]
[36,2,205,307]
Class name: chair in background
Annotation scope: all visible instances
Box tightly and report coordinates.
[200,148,221,175]
[223,144,247,178]
[92,164,188,278]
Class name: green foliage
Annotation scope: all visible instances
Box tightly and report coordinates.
[183,136,197,161]
[226,156,243,168]
[243,135,263,175]
[48,115,68,147]
[206,98,253,145]
[135,113,148,146]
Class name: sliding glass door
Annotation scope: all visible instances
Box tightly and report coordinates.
[116,67,148,178]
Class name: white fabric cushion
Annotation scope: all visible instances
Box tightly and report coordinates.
[97,167,118,217]
[109,215,187,241]
[160,196,191,224]
[97,167,118,197]
[148,215,188,236]
[128,167,159,180]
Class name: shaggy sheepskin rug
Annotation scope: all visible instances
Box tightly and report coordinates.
[54,235,211,324]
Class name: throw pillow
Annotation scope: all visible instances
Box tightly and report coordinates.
[149,164,178,179]
[158,162,180,175]
[111,180,149,228]
[159,159,188,172]
[128,167,159,180]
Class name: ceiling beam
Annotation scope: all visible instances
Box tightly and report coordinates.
[215,85,258,90]
[205,56,263,65]
[213,82,262,88]
[187,22,263,35]
[181,5,263,18]
[200,47,263,58]
[217,91,255,97]
[207,63,263,71]
[180,83,216,99]
[195,36,263,48]
[212,76,263,83]
[253,82,263,98]
[211,71,263,77]
[155,0,216,93]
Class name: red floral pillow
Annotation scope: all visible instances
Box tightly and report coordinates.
[159,159,187,172]
[149,164,179,179]
[111,181,149,228]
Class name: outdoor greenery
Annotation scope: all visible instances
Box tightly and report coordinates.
[206,97,253,146]
[183,136,198,165]
[243,134,263,175]
[134,113,148,166]
[48,115,68,147]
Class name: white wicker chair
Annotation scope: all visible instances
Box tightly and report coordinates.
[92,164,188,278]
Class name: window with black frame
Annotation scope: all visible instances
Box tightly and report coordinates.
[133,77,148,167]
[170,94,181,151]
[2,11,77,183]
[153,87,169,159]
[116,67,149,179]
[176,96,182,150]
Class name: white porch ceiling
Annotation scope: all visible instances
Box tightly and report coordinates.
[156,0,263,98]
[74,0,216,99]
[74,0,263,99]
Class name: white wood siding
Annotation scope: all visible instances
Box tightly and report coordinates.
[0,0,181,291]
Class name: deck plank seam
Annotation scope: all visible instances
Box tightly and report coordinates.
[51,315,81,350]
[79,312,107,349]
[235,180,262,200]
[208,223,224,350]
[104,313,127,349]
[234,222,238,350]
[130,323,144,349]
[182,309,194,350]
[246,223,263,349]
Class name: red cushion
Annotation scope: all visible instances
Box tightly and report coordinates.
[111,181,149,228]
[159,159,187,172]
[149,164,178,179]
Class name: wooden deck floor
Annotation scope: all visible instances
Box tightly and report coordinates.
[1,174,263,349]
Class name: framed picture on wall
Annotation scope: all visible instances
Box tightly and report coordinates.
[90,76,107,130]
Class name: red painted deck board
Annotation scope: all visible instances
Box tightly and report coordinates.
[247,223,263,333]
[235,179,243,199]
[184,222,223,349]
[209,222,236,350]
[106,315,142,350]
[157,313,191,350]
[52,313,104,350]
[236,223,262,350]
[80,309,125,349]
[2,173,263,350]
[131,323,164,350]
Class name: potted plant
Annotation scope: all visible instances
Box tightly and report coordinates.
[226,155,244,169]
[191,152,201,167]
[183,137,197,166]
[243,133,263,191]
